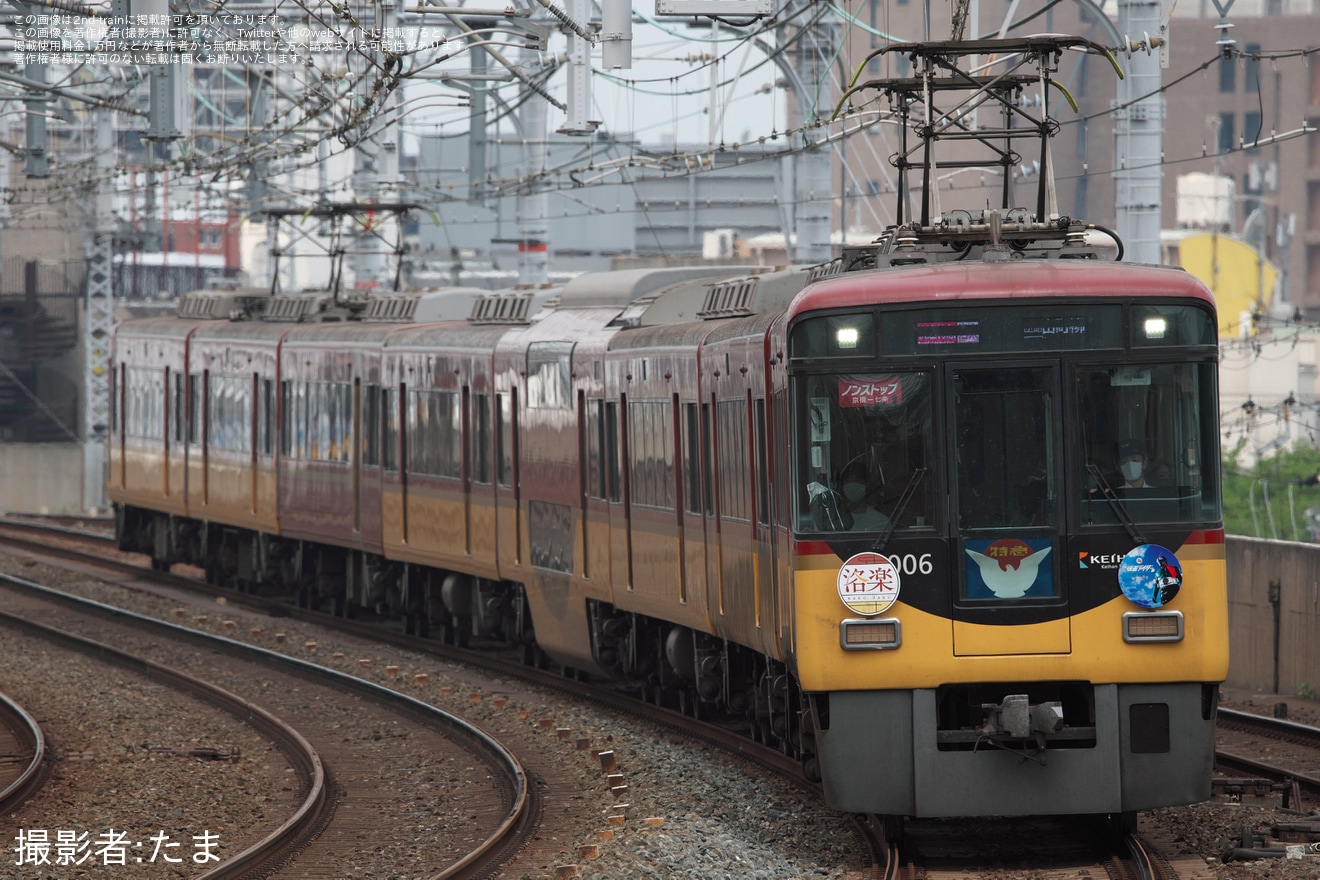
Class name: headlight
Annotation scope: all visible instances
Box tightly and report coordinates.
[840,618,902,650]
[1123,610,1183,642]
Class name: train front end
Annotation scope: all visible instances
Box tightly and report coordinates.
[783,260,1228,818]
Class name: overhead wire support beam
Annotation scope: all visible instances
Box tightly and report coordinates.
[404,4,531,14]
[0,71,145,115]
[556,0,598,133]
[420,0,565,110]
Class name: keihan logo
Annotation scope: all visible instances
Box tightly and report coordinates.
[1079,551,1125,569]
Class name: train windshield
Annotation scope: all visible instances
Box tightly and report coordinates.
[1077,361,1221,525]
[795,371,936,533]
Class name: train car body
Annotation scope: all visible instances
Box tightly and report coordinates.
[111,228,1226,822]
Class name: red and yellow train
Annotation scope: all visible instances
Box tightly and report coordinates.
[111,220,1228,820]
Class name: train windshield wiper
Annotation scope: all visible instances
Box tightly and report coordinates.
[871,467,927,553]
[1086,463,1146,545]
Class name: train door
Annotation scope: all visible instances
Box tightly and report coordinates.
[752,395,775,646]
[710,391,758,644]
[494,387,521,567]
[701,397,718,619]
[187,370,207,508]
[352,377,362,533]
[948,362,1069,655]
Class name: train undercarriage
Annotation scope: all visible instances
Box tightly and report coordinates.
[115,503,820,777]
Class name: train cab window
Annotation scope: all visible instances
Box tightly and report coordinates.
[952,367,1062,602]
[794,371,935,534]
[953,367,1058,532]
[1077,362,1221,525]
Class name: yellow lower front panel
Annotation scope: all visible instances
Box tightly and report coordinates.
[952,616,1070,656]
[792,551,1229,692]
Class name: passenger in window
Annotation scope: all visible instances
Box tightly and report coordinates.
[1116,439,1156,489]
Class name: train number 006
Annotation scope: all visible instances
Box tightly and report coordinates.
[892,553,934,576]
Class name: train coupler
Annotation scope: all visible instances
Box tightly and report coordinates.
[976,694,1065,762]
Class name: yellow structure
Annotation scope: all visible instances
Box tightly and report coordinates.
[1168,232,1278,337]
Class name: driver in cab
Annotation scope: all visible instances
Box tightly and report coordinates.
[1116,438,1156,489]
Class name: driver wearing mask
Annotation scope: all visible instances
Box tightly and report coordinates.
[1116,438,1155,489]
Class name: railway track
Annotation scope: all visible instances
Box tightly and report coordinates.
[889,814,1169,880]
[0,570,533,879]
[0,687,48,817]
[1216,707,1320,806]
[0,516,1186,879]
[0,515,894,872]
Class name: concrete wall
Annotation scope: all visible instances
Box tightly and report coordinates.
[0,444,88,515]
[1226,536,1320,696]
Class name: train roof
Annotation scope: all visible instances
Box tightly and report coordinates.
[382,319,512,350]
[612,265,814,328]
[787,260,1216,324]
[557,265,751,308]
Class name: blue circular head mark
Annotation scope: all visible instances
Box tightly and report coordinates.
[1117,544,1182,608]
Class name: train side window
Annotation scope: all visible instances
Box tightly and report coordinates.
[280,380,291,457]
[258,377,274,456]
[717,397,749,521]
[407,389,460,477]
[296,381,309,460]
[341,382,354,463]
[472,391,490,484]
[110,364,119,437]
[332,382,349,462]
[682,402,700,515]
[309,382,324,461]
[629,399,674,509]
[382,385,399,472]
[495,392,509,486]
[527,342,573,409]
[604,400,621,503]
[362,383,380,467]
[188,373,202,445]
[586,398,604,500]
[173,372,185,446]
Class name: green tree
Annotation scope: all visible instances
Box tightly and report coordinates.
[1223,444,1320,539]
